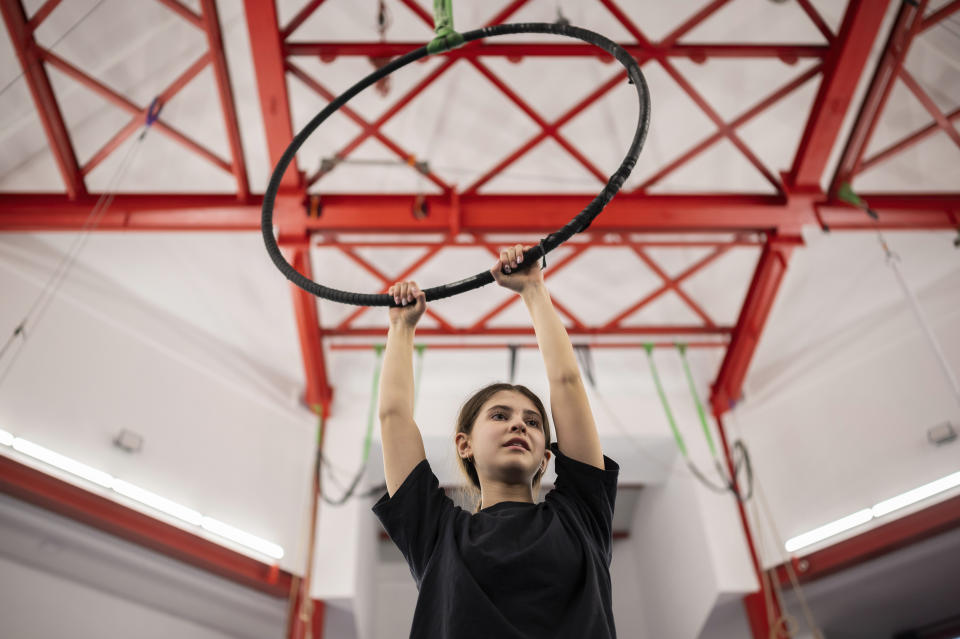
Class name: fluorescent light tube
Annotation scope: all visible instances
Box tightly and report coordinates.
[784,508,873,553]
[0,428,13,447]
[113,480,203,526]
[201,517,284,559]
[871,471,960,518]
[12,438,114,488]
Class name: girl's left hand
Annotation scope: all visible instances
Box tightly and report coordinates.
[491,243,543,294]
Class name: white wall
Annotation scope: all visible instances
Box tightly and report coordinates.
[0,494,287,639]
[729,231,960,568]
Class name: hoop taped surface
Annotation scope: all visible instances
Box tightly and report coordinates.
[263,22,650,307]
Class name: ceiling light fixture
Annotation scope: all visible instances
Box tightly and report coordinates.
[785,470,960,553]
[2,435,284,560]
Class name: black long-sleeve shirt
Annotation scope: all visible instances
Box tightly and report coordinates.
[372,441,620,638]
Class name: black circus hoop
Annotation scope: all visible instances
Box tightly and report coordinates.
[263,22,650,307]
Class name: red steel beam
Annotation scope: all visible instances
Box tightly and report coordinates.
[287,246,332,412]
[0,0,86,200]
[4,192,959,233]
[325,326,730,337]
[41,49,232,174]
[829,0,929,196]
[285,41,828,60]
[787,0,891,188]
[817,194,960,230]
[26,0,62,31]
[0,454,294,598]
[199,0,250,199]
[713,411,781,639]
[775,493,960,586]
[244,0,302,190]
[329,341,727,350]
[710,235,800,414]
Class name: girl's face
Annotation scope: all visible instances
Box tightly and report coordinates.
[459,390,548,485]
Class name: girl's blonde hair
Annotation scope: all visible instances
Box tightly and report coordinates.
[454,383,552,513]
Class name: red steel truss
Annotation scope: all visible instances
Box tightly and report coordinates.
[831,0,960,196]
[3,2,960,637]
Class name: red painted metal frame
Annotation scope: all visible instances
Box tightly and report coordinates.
[710,234,799,415]
[4,4,960,636]
[775,493,960,586]
[2,192,957,233]
[2,0,250,189]
[286,41,829,60]
[0,454,295,598]
[831,0,960,195]
[285,0,833,197]
[714,411,781,639]
[0,0,85,199]
[245,0,303,191]
[787,0,890,187]
[198,0,250,199]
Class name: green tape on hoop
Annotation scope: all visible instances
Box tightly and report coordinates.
[427,0,464,54]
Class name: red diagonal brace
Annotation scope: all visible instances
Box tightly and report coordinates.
[305,0,532,188]
[633,247,716,326]
[710,235,800,414]
[788,0,891,188]
[287,245,332,411]
[830,0,929,196]
[601,0,782,193]
[285,61,450,192]
[464,71,627,195]
[604,245,729,329]
[336,246,455,331]
[245,0,302,189]
[0,0,85,199]
[637,63,822,192]
[898,69,960,150]
[199,0,250,199]
[859,106,960,174]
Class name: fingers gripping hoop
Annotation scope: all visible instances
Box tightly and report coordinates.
[262,22,650,307]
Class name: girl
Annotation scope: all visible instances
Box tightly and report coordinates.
[372,244,620,639]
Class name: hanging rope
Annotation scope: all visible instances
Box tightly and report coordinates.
[644,343,754,499]
[0,104,160,391]
[839,183,960,410]
[726,408,822,639]
[320,343,425,506]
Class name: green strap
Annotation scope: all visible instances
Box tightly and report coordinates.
[644,343,687,457]
[362,345,385,462]
[414,344,427,412]
[838,181,878,220]
[427,0,464,54]
[677,343,719,460]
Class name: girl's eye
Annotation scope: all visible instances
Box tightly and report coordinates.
[527,420,540,428]
[492,412,506,420]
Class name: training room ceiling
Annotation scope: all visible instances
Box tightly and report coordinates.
[1,0,958,586]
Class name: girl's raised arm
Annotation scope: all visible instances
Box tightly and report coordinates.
[493,245,605,469]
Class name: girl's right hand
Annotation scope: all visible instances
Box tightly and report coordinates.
[388,281,426,328]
